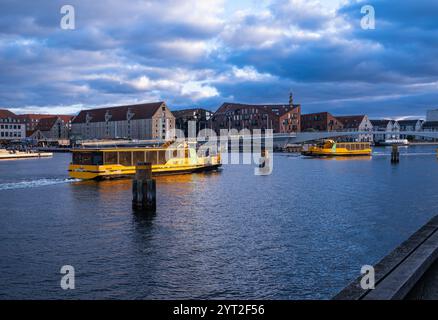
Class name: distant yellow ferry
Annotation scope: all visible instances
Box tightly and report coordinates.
[302,140,372,157]
[68,144,221,180]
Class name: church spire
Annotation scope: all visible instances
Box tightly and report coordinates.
[289,92,293,108]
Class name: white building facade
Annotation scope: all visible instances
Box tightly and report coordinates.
[370,120,400,143]
[398,120,424,140]
[0,117,26,141]
[336,115,373,142]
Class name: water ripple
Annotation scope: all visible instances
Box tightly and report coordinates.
[0,178,80,191]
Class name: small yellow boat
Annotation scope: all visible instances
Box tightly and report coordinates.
[68,143,221,180]
[302,140,372,157]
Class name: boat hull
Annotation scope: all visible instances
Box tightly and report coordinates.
[69,163,222,180]
[301,151,371,157]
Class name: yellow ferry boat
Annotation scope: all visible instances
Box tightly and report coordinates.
[301,140,372,157]
[68,143,221,180]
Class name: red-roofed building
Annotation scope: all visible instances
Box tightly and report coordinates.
[336,115,373,142]
[71,102,175,140]
[0,109,16,118]
[300,112,344,132]
[29,115,74,141]
[211,94,301,134]
[17,114,73,132]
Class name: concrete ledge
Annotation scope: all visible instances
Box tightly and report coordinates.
[334,215,438,300]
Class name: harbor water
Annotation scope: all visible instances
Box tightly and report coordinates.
[1,146,438,299]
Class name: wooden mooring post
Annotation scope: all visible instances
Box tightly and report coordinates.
[391,145,400,164]
[132,162,156,212]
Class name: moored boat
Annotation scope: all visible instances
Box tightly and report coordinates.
[301,140,372,157]
[68,143,221,180]
[0,148,53,160]
[380,139,409,146]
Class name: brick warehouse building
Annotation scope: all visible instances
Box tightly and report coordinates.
[173,108,213,137]
[71,102,175,140]
[211,95,301,134]
[300,112,344,132]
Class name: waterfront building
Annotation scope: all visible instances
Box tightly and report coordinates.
[398,119,424,140]
[211,94,301,134]
[17,114,71,134]
[279,105,301,134]
[71,102,175,141]
[370,120,400,143]
[426,109,438,121]
[172,108,213,137]
[29,115,74,144]
[0,109,25,142]
[422,121,438,141]
[300,112,343,132]
[336,115,373,142]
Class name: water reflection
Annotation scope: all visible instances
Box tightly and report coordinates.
[2,150,438,299]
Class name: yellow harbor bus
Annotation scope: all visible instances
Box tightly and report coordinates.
[301,140,372,157]
[68,144,221,180]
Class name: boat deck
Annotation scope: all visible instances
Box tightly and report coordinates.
[0,150,53,160]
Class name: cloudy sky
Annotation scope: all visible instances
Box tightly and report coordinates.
[0,0,437,118]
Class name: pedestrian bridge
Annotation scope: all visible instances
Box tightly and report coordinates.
[206,131,438,146]
[271,131,438,144]
[79,131,438,148]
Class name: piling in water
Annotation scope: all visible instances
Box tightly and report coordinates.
[132,162,156,213]
[255,148,271,175]
[391,145,400,164]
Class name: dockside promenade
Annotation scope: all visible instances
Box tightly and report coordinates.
[335,215,438,300]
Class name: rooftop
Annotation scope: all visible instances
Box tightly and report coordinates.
[72,102,165,124]
[370,119,393,126]
[216,102,300,117]
[0,109,16,118]
[336,115,366,129]
[172,108,212,118]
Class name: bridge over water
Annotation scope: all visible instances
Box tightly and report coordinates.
[79,131,438,149]
[270,130,438,145]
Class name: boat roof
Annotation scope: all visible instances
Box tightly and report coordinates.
[72,145,193,152]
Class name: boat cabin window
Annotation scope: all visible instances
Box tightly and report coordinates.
[96,149,181,167]
[73,152,103,165]
[145,150,157,165]
[157,150,166,164]
[119,152,132,166]
[133,151,145,166]
[104,152,118,165]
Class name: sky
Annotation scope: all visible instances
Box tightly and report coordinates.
[0,0,437,118]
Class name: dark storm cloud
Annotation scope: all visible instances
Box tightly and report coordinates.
[0,0,437,117]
